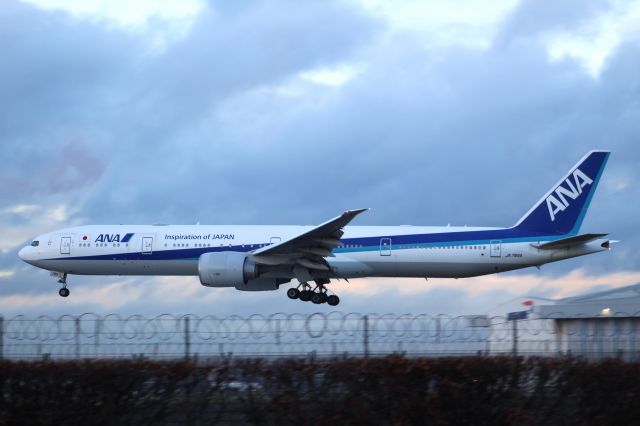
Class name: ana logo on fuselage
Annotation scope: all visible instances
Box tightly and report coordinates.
[546,169,593,222]
[95,233,134,243]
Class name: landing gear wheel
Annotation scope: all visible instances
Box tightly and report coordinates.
[293,280,338,305]
[56,273,69,298]
[300,290,313,302]
[327,295,339,306]
[311,293,325,304]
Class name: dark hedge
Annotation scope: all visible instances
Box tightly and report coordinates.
[1,356,639,425]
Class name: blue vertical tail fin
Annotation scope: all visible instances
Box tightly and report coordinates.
[512,150,610,235]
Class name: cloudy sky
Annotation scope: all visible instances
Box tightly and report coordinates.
[1,0,639,319]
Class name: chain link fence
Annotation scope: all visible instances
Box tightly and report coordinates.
[2,311,640,360]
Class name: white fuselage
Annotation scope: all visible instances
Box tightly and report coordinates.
[18,224,608,281]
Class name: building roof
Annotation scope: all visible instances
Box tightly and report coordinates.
[534,283,640,319]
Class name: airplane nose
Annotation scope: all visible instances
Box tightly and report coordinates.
[18,246,29,261]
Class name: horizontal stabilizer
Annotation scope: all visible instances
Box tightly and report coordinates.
[533,233,608,250]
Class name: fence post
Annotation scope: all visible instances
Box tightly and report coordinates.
[363,315,369,358]
[184,316,191,361]
[512,319,518,356]
[0,315,4,360]
[95,317,101,356]
[75,317,81,359]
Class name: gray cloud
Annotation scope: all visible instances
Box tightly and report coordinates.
[494,0,614,47]
[1,0,639,315]
[0,1,141,203]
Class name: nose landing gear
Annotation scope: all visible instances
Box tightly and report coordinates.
[286,281,340,306]
[57,273,70,297]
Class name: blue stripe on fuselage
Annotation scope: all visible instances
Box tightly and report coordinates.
[45,228,562,262]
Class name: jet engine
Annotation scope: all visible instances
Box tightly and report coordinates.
[198,252,287,291]
[198,252,257,287]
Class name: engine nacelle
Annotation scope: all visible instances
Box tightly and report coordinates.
[198,252,258,287]
[198,252,289,291]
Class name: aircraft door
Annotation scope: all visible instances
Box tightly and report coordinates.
[142,237,153,254]
[60,236,72,255]
[380,238,392,256]
[270,237,281,245]
[490,240,501,258]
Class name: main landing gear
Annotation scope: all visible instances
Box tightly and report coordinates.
[286,282,340,306]
[57,273,70,298]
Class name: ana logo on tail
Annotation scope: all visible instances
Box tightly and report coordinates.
[546,169,593,222]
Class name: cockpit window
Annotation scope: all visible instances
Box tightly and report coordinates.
[31,240,39,247]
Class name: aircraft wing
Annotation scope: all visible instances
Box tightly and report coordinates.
[250,208,368,270]
[533,233,608,250]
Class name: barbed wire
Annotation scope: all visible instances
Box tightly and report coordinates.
[3,312,640,360]
[2,312,503,342]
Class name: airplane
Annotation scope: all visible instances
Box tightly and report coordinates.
[19,150,612,306]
